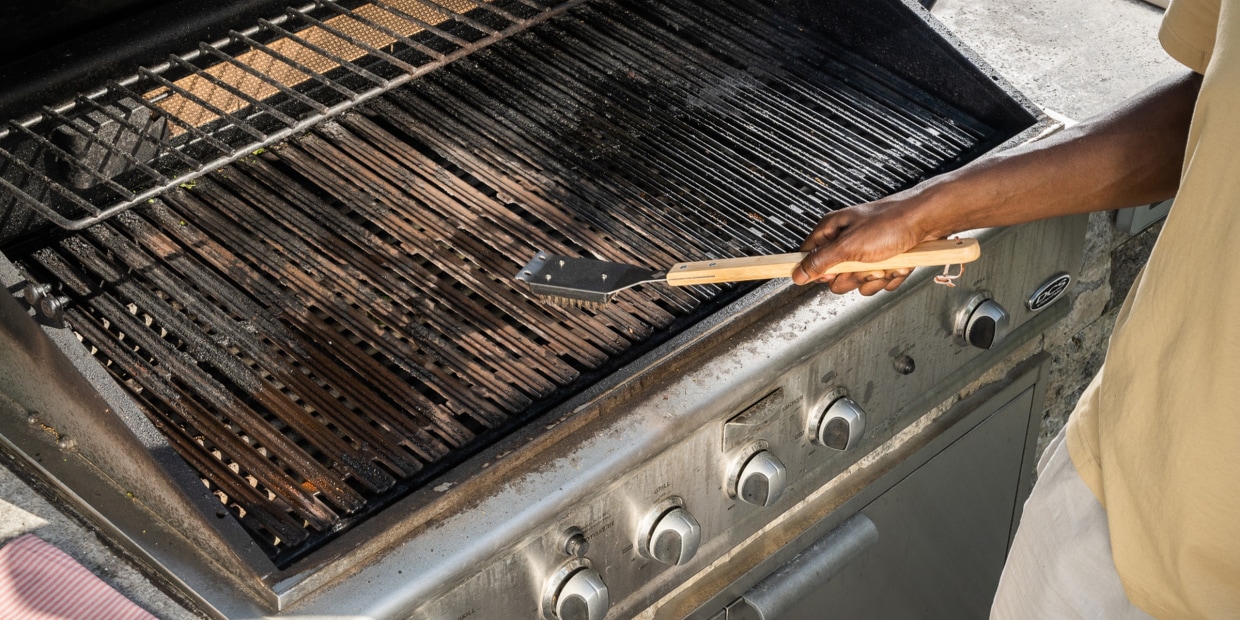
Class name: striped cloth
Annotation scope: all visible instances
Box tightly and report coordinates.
[0,534,156,620]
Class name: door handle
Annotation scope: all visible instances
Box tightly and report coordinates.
[726,513,878,620]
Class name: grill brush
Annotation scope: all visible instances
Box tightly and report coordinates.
[515,238,980,308]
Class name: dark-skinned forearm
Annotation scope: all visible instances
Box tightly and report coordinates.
[906,70,1201,239]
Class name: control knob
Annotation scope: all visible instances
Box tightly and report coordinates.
[809,391,865,452]
[730,446,787,507]
[637,497,702,566]
[543,559,609,620]
[956,293,1010,350]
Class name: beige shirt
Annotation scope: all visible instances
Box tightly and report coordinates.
[1065,0,1240,616]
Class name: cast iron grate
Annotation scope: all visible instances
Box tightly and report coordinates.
[0,0,576,231]
[11,0,995,564]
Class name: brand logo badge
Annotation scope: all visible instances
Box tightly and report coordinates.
[1027,273,1072,311]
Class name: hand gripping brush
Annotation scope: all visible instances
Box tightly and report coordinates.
[514,238,981,308]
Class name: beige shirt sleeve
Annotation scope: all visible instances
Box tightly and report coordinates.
[1160,0,1220,72]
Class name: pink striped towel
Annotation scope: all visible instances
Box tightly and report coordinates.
[0,533,156,620]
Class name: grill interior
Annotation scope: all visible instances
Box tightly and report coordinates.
[0,0,572,232]
[6,0,998,565]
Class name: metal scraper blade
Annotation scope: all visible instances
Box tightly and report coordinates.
[514,252,666,306]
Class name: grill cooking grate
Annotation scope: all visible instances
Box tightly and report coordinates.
[0,0,574,231]
[11,0,993,563]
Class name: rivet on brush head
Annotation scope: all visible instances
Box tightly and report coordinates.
[601,274,607,281]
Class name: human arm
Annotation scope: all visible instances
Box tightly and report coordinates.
[791,70,1203,294]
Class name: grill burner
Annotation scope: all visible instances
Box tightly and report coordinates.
[8,0,996,564]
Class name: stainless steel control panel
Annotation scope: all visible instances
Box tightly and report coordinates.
[405,216,1086,620]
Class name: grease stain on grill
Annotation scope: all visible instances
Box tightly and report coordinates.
[6,0,995,565]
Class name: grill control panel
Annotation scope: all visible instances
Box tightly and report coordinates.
[416,217,1086,620]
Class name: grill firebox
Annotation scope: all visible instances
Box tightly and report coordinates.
[8,0,997,564]
[0,0,1062,617]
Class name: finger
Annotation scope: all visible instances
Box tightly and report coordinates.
[796,246,828,282]
[799,212,852,251]
[792,263,813,286]
[883,276,908,292]
[858,278,889,296]
[828,272,865,295]
[801,244,850,282]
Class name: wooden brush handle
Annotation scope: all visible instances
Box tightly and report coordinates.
[664,238,980,285]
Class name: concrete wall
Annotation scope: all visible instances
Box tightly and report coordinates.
[932,0,1181,456]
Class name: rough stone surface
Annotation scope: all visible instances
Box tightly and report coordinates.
[933,0,1180,120]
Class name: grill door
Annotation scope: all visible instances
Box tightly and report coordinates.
[718,368,1041,619]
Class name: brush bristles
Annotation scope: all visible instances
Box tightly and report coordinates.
[538,294,611,311]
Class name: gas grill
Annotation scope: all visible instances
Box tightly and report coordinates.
[0,0,1086,618]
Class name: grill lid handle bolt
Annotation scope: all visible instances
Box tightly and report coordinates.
[22,282,52,308]
[24,282,70,324]
[39,295,70,321]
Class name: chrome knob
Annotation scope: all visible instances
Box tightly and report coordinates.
[556,569,608,620]
[956,294,1011,350]
[638,497,702,566]
[809,391,865,452]
[735,450,787,507]
[543,559,609,620]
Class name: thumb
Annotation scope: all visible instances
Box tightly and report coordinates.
[794,243,849,285]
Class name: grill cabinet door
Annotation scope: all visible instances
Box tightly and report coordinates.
[732,385,1037,619]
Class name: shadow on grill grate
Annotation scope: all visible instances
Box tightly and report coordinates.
[9,0,995,564]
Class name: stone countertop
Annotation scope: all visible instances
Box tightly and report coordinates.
[0,1,1181,617]
[936,0,1179,120]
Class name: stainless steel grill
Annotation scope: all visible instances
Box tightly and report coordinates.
[8,0,995,565]
[0,0,574,231]
[0,0,1086,617]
